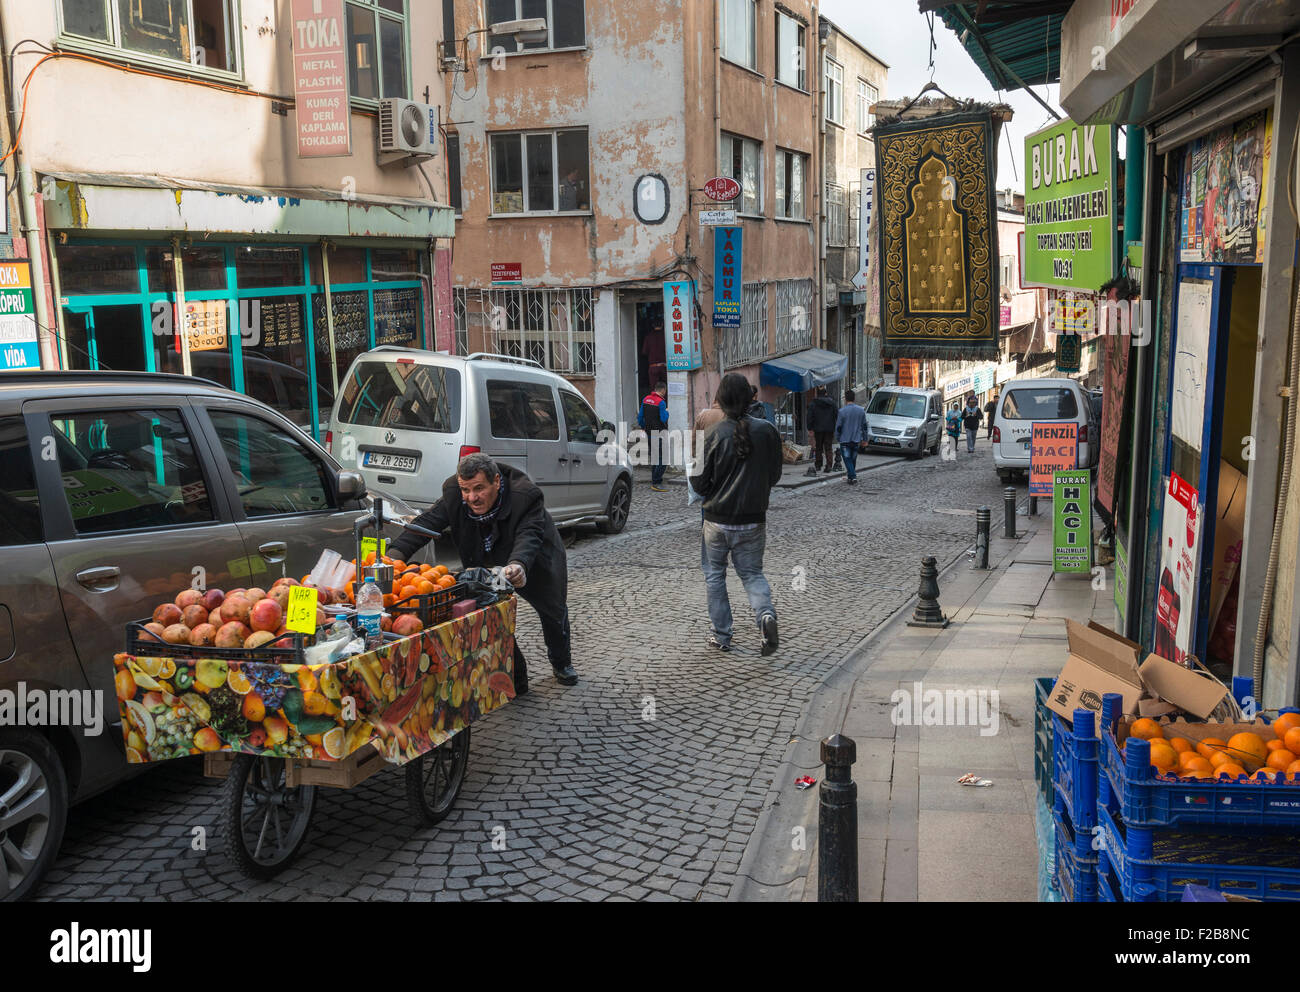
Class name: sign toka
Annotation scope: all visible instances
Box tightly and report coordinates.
[712,226,743,328]
[291,0,351,158]
[664,280,701,371]
[1024,120,1114,291]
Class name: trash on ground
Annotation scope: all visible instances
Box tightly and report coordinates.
[957,772,993,787]
[795,775,817,790]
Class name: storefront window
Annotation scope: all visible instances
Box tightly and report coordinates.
[232,297,316,428]
[145,246,227,293]
[59,245,139,295]
[237,246,304,289]
[371,248,424,281]
[314,290,371,407]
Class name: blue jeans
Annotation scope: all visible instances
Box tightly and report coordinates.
[840,442,859,481]
[966,426,978,452]
[702,521,775,646]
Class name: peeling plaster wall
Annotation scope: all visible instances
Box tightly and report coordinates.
[1,1,446,204]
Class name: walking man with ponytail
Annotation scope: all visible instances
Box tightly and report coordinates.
[689,373,784,655]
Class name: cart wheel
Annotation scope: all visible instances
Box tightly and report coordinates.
[220,754,316,879]
[405,727,470,825]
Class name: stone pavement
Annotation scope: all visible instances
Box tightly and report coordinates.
[733,503,1114,901]
[38,437,1020,902]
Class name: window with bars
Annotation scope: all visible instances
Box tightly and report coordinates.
[773,278,814,355]
[452,287,469,356]
[462,287,594,375]
[724,283,769,369]
[849,187,861,247]
[826,183,848,245]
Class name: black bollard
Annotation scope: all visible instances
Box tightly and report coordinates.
[1003,487,1017,539]
[907,555,950,628]
[1029,494,1038,517]
[818,734,858,902]
[974,506,990,569]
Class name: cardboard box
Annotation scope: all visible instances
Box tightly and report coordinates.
[1047,619,1145,720]
[1208,460,1247,633]
[1138,653,1230,719]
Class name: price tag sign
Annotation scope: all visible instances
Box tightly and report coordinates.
[360,537,388,561]
[286,586,320,634]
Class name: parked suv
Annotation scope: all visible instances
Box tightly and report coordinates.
[328,348,633,534]
[864,387,945,458]
[0,371,371,900]
[991,377,1095,481]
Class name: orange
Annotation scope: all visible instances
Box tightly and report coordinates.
[1197,737,1228,760]
[433,565,449,577]
[1131,717,1164,740]
[1284,727,1300,756]
[1267,748,1297,771]
[1273,712,1300,740]
[1253,768,1279,782]
[1168,737,1193,754]
[1179,754,1213,773]
[416,579,436,595]
[1268,739,1288,751]
[1216,763,1248,779]
[1209,749,1238,769]
[383,594,396,608]
[1227,732,1269,767]
[1287,759,1300,777]
[1148,740,1178,771]
[437,575,456,589]
[419,563,434,574]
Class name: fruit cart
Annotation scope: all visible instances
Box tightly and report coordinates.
[113,590,519,879]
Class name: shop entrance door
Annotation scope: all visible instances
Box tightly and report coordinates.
[1155,264,1258,666]
[61,303,147,373]
[636,301,666,398]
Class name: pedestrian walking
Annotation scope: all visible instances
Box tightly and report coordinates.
[638,379,669,491]
[944,402,962,456]
[694,393,725,434]
[387,453,579,689]
[835,389,867,484]
[805,385,838,476]
[962,392,983,453]
[984,391,999,439]
[689,372,783,655]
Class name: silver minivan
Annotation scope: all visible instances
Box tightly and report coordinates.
[864,387,945,458]
[328,348,633,533]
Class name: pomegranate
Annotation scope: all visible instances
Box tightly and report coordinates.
[249,598,283,633]
[316,587,336,606]
[244,630,276,650]
[215,621,252,648]
[200,588,224,613]
[180,604,208,629]
[222,594,252,625]
[162,623,192,645]
[175,589,202,610]
[189,623,218,646]
[244,587,267,603]
[142,621,167,642]
[391,614,423,637]
[153,603,183,627]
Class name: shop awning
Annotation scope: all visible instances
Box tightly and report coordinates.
[760,349,848,393]
[921,2,1067,91]
[40,172,455,241]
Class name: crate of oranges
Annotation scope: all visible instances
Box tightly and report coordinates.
[1100,698,1300,831]
[378,557,464,629]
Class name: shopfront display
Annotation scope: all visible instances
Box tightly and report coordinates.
[54,242,430,439]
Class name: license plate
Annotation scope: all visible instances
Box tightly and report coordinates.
[874,438,899,446]
[1021,439,1032,449]
[365,451,418,472]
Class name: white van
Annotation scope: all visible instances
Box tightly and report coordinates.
[991,377,1094,482]
[327,348,633,532]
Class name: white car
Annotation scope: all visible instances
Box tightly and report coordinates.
[991,377,1094,482]
[327,348,633,533]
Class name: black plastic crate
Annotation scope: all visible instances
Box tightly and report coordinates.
[126,620,311,663]
[390,582,473,628]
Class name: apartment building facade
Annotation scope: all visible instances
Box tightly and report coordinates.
[0,0,454,440]
[440,0,828,429]
[819,18,886,396]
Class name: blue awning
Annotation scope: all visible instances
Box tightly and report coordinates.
[760,348,848,393]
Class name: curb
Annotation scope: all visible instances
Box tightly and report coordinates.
[728,518,1045,902]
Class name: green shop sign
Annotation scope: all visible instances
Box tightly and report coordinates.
[1053,469,1092,574]
[1024,120,1115,292]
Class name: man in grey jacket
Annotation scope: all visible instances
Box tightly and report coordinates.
[835,389,867,484]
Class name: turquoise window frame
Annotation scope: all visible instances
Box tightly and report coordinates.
[57,240,428,443]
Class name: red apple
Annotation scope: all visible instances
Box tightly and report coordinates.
[222,594,252,626]
[249,598,283,633]
[180,604,208,629]
[200,588,225,612]
[244,630,276,649]
[189,623,218,646]
[215,621,252,648]
[162,623,192,645]
[153,603,183,627]
[175,589,202,610]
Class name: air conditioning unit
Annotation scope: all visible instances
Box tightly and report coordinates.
[378,99,439,158]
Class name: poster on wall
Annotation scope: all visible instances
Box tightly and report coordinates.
[0,259,39,371]
[712,227,742,328]
[1155,472,1201,665]
[290,0,351,158]
[1030,421,1078,497]
[664,280,701,371]
[1097,315,1133,515]
[1179,111,1271,264]
[1171,278,1213,450]
[1052,469,1093,573]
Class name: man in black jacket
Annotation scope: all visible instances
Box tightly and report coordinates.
[689,373,784,655]
[805,385,838,476]
[386,453,578,687]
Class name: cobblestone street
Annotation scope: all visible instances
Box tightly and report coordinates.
[39,441,1014,902]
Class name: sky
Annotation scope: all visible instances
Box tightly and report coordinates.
[821,0,1066,193]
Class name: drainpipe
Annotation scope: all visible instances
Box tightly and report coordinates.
[17,163,55,370]
[171,237,191,376]
[816,11,827,354]
[47,229,69,370]
[714,0,723,380]
[320,238,340,398]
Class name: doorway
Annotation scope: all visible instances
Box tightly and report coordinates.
[635,300,665,399]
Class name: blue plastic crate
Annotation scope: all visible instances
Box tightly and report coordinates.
[1097,849,1122,902]
[1034,677,1055,807]
[1097,798,1300,902]
[1098,694,1300,831]
[1053,802,1098,902]
[1052,707,1100,830]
